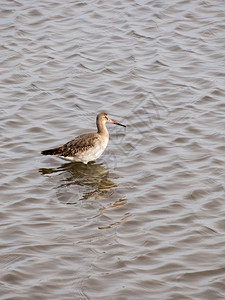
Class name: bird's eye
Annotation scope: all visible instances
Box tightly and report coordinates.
[105,115,108,120]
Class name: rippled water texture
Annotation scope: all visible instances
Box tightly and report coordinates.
[1,0,225,299]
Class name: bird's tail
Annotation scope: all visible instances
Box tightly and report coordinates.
[41,148,57,156]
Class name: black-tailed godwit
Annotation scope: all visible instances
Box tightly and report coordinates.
[41,112,126,164]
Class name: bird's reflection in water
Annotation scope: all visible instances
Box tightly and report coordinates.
[39,162,117,204]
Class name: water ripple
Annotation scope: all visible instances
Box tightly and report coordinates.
[1,0,225,299]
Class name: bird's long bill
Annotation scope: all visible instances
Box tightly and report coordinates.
[107,118,126,127]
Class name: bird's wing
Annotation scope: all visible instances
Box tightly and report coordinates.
[53,133,99,157]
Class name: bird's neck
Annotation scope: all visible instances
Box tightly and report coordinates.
[97,121,109,136]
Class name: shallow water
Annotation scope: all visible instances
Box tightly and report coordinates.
[1,0,225,299]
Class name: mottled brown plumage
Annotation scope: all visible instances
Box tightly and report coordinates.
[41,112,126,164]
[43,133,99,156]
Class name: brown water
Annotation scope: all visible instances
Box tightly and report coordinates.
[1,0,225,299]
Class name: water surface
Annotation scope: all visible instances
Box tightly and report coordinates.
[1,0,225,299]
